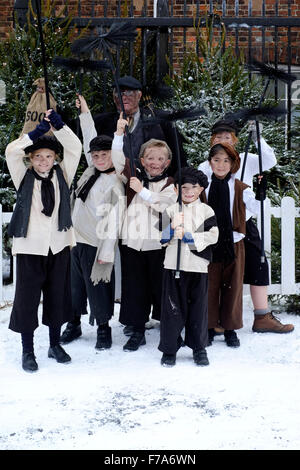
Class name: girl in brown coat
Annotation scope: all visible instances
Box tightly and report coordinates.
[202,143,262,347]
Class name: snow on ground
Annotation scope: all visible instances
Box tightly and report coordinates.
[0,290,300,451]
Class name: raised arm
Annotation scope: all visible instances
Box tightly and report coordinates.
[47,110,82,187]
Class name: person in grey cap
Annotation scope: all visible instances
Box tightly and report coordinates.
[60,111,125,349]
[82,75,188,177]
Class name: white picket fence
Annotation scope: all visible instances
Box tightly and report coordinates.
[1,197,299,303]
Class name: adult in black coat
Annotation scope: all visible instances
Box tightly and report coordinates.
[92,75,188,177]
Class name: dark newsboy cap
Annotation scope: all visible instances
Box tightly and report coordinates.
[211,119,239,136]
[116,75,142,90]
[25,136,62,154]
[88,135,113,153]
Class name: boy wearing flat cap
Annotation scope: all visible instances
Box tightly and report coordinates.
[6,109,82,372]
[198,118,294,338]
[60,106,124,351]
[158,167,219,367]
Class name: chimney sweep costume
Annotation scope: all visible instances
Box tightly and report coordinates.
[6,110,82,372]
[60,110,125,349]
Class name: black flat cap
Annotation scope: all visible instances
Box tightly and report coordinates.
[174,167,208,189]
[25,136,62,154]
[116,75,142,90]
[211,119,239,136]
[88,135,112,153]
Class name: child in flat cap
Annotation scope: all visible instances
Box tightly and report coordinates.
[199,118,294,337]
[60,98,124,350]
[202,143,262,348]
[5,109,82,372]
[158,167,219,367]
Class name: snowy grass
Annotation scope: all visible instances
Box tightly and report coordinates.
[0,294,300,451]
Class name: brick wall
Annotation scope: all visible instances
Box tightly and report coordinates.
[0,0,14,39]
[1,1,299,66]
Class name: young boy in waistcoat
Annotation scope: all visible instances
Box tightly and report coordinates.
[111,114,177,352]
[202,143,262,347]
[199,119,294,335]
[158,167,219,367]
[6,109,82,372]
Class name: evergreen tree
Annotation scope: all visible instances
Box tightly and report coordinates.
[161,20,300,196]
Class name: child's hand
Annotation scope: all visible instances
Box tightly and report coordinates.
[97,260,108,265]
[116,112,129,136]
[174,226,184,240]
[47,109,64,130]
[171,212,184,229]
[76,94,89,113]
[129,177,143,193]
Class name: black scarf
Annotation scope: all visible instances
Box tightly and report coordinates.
[77,167,115,202]
[8,165,72,238]
[208,173,235,264]
[138,167,168,189]
[32,167,55,217]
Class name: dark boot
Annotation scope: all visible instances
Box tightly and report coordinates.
[123,330,146,352]
[193,348,209,366]
[48,344,71,363]
[22,352,38,372]
[95,325,112,350]
[161,353,176,367]
[252,312,294,334]
[60,322,82,344]
[207,328,215,346]
[224,330,240,348]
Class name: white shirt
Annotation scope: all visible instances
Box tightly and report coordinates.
[163,200,219,273]
[112,134,177,251]
[6,126,82,256]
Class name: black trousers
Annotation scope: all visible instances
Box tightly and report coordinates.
[159,269,208,355]
[9,247,72,333]
[244,218,269,286]
[71,243,115,326]
[119,244,165,328]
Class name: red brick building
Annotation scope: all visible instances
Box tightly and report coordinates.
[1,1,299,66]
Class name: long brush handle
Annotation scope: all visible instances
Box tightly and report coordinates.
[241,77,270,182]
[35,0,50,109]
[172,122,182,279]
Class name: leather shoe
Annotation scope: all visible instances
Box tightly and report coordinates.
[252,312,294,334]
[193,348,209,366]
[22,352,38,372]
[48,344,71,363]
[60,322,82,344]
[123,331,146,351]
[95,325,112,350]
[161,353,176,367]
[224,330,240,348]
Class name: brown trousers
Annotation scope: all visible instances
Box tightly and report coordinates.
[208,240,245,330]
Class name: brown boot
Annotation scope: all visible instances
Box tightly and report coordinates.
[252,312,294,334]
